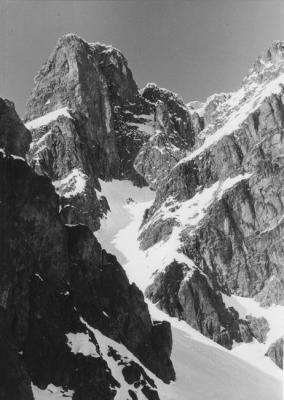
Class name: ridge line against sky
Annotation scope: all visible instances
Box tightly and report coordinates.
[0,0,284,116]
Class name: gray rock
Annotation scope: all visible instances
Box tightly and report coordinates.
[139,43,284,347]
[141,85,284,307]
[145,261,253,349]
[245,316,270,343]
[265,337,283,369]
[135,83,196,188]
[0,98,31,157]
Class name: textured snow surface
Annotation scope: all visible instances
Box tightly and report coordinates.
[95,179,186,289]
[94,178,283,399]
[53,169,87,198]
[25,107,72,130]
[150,305,283,400]
[95,179,154,262]
[113,200,194,290]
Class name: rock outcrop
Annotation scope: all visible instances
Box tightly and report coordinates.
[134,83,195,188]
[265,337,283,369]
[0,98,31,157]
[145,262,252,348]
[245,316,269,344]
[0,98,174,399]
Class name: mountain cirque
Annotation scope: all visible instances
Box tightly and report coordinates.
[0,33,283,399]
[25,35,284,360]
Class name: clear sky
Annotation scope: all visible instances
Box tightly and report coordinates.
[0,0,284,116]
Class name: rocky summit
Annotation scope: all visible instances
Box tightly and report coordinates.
[1,34,283,399]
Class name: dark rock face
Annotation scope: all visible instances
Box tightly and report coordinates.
[146,262,253,349]
[0,151,174,396]
[0,310,33,400]
[0,98,174,398]
[134,84,195,188]
[141,83,194,146]
[265,337,283,369]
[0,98,31,157]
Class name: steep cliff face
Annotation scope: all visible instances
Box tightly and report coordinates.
[0,98,31,157]
[134,83,195,188]
[0,98,174,399]
[145,262,253,348]
[139,42,284,347]
[25,34,154,230]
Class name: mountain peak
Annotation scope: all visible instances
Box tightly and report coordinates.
[253,40,284,73]
[262,40,284,64]
[243,40,284,87]
[58,32,84,42]
[53,32,89,54]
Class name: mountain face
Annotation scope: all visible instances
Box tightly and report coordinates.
[24,35,284,367]
[0,98,174,399]
[2,34,283,399]
[25,34,155,231]
[134,83,195,188]
[139,41,284,348]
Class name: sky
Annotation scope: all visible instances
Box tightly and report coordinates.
[0,0,284,117]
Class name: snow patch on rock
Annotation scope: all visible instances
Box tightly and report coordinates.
[80,317,156,400]
[66,332,100,358]
[32,384,74,399]
[25,107,72,130]
[53,169,87,198]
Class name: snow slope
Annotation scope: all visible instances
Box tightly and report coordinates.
[33,302,282,400]
[93,178,283,399]
[95,179,154,264]
[223,293,284,378]
[151,305,282,400]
